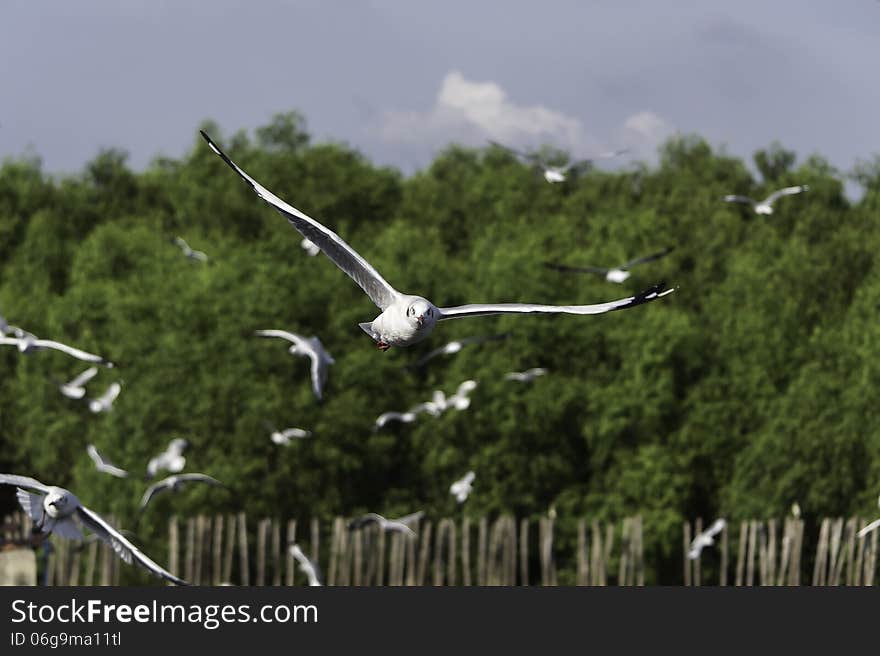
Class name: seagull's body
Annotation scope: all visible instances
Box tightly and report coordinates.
[374,410,418,430]
[489,140,628,183]
[87,381,122,413]
[443,379,478,411]
[254,330,334,400]
[505,368,547,383]
[201,131,674,351]
[723,185,809,215]
[270,426,312,445]
[450,471,475,503]
[173,236,208,262]
[59,366,99,400]
[87,444,128,478]
[347,512,422,537]
[687,518,726,559]
[289,544,322,586]
[0,333,113,367]
[0,473,187,585]
[407,333,510,369]
[139,473,223,511]
[546,247,675,284]
[146,438,188,479]
[301,238,320,257]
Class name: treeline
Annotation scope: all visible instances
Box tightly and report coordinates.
[1,112,879,583]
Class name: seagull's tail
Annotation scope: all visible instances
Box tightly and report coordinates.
[358,322,375,339]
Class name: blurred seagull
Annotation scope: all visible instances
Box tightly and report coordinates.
[450,471,475,503]
[202,131,674,351]
[444,379,478,411]
[86,444,128,478]
[505,368,547,383]
[146,438,188,479]
[301,238,320,256]
[406,333,511,369]
[265,422,312,445]
[545,247,675,284]
[0,332,113,367]
[0,473,187,585]
[347,512,422,537]
[723,185,809,215]
[373,410,418,430]
[139,473,224,511]
[289,543,322,586]
[489,140,628,183]
[58,366,99,399]
[173,236,208,262]
[254,330,335,401]
[87,381,122,413]
[687,518,726,559]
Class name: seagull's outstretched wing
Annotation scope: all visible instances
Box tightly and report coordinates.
[67,367,99,388]
[392,511,425,526]
[347,513,385,531]
[255,329,308,349]
[763,185,809,205]
[33,339,113,367]
[76,505,189,585]
[437,283,674,320]
[176,473,224,487]
[857,518,880,538]
[174,236,191,252]
[97,382,122,405]
[544,262,609,275]
[723,194,755,205]
[87,445,128,478]
[619,246,675,270]
[201,131,401,310]
[0,474,50,494]
[139,481,169,510]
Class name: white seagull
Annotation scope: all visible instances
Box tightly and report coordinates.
[0,473,187,585]
[489,140,628,183]
[687,518,726,559]
[406,333,511,369]
[289,543,322,586]
[173,236,208,262]
[0,332,114,367]
[450,471,475,503]
[86,444,128,478]
[546,247,675,284]
[139,473,224,511]
[254,330,335,401]
[505,368,547,383]
[87,381,122,413]
[373,410,418,430]
[443,379,478,411]
[201,131,674,351]
[58,366,99,399]
[267,423,312,445]
[301,238,320,256]
[146,438,188,479]
[347,511,423,537]
[723,185,809,215]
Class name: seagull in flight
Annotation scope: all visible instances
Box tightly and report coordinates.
[288,543,322,586]
[406,333,511,369]
[347,512,423,537]
[441,379,478,411]
[722,185,809,215]
[139,473,224,511]
[546,247,675,284]
[687,518,726,559]
[87,381,122,413]
[264,421,312,445]
[173,236,208,262]
[146,438,188,479]
[201,131,674,351]
[0,473,187,585]
[450,471,475,503]
[0,331,114,367]
[254,330,335,400]
[489,140,629,183]
[373,410,418,430]
[505,368,547,383]
[86,444,128,478]
[58,366,99,399]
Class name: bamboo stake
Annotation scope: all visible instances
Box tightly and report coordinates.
[223,514,236,585]
[271,519,281,586]
[746,520,757,586]
[461,517,471,587]
[720,520,728,586]
[406,522,418,586]
[448,519,457,587]
[693,517,702,587]
[285,520,297,586]
[193,515,205,586]
[812,518,829,586]
[477,518,487,586]
[618,519,630,586]
[844,518,857,587]
[519,518,528,586]
[416,521,432,585]
[237,512,249,586]
[683,522,692,586]
[735,521,747,586]
[212,515,224,585]
[184,518,196,584]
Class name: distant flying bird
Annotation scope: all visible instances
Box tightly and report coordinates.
[347,512,422,537]
[406,333,511,369]
[489,140,628,183]
[254,330,335,401]
[173,236,208,262]
[0,473,187,585]
[450,471,475,503]
[687,518,726,559]
[146,438,188,479]
[301,238,320,256]
[504,368,547,383]
[266,422,312,445]
[288,544,322,586]
[545,247,675,284]
[0,332,114,367]
[201,131,674,351]
[87,381,122,414]
[139,473,224,511]
[86,444,128,478]
[443,379,478,411]
[722,185,809,215]
[58,366,99,399]
[373,410,418,430]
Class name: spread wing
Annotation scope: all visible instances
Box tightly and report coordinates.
[723,195,755,205]
[0,474,50,494]
[763,185,809,205]
[437,283,674,320]
[139,481,170,510]
[201,131,401,310]
[255,329,309,352]
[176,473,224,487]
[76,505,189,585]
[32,339,113,367]
[619,246,675,270]
[68,366,99,388]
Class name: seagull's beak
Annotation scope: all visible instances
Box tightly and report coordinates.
[416,315,424,327]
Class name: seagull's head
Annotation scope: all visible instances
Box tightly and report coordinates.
[44,488,76,518]
[407,298,436,330]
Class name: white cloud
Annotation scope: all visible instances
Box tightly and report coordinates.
[619,111,676,152]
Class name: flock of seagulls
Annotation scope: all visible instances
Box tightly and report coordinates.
[0,123,827,586]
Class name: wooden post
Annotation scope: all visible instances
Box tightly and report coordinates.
[184,518,196,584]
[212,515,224,585]
[828,518,844,586]
[720,520,728,586]
[735,521,747,586]
[693,517,702,587]
[84,540,98,586]
[683,522,692,586]
[193,515,205,586]
[416,521,431,585]
[746,521,757,586]
[845,518,857,587]
[223,514,236,585]
[285,520,297,586]
[461,518,471,587]
[256,518,269,586]
[327,518,341,586]
[477,518,487,586]
[271,519,281,586]
[352,526,363,586]
[519,518,529,587]
[853,518,866,587]
[618,518,630,586]
[812,518,829,586]
[310,518,320,570]
[406,522,418,586]
[237,512,249,586]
